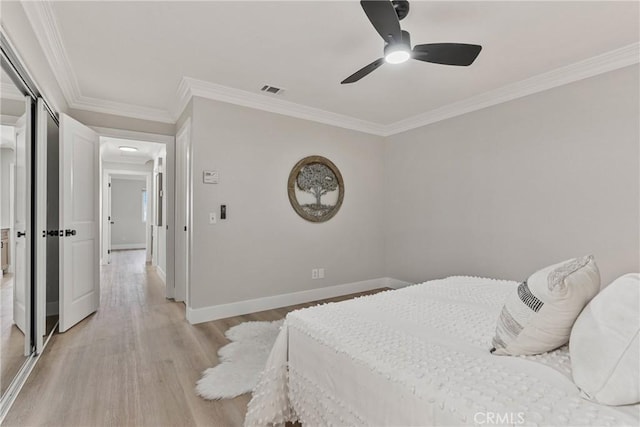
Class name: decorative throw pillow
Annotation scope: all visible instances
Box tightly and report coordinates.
[570,273,639,405]
[491,255,600,356]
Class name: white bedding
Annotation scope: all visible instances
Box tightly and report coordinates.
[245,277,640,426]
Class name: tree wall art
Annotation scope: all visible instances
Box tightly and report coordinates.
[287,155,344,223]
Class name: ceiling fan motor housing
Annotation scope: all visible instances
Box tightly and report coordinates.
[392,0,410,20]
[385,30,411,53]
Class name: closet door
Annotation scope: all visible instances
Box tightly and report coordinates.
[58,114,99,332]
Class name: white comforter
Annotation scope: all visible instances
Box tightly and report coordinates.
[245,277,640,426]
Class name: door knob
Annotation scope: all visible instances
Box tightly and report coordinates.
[65,229,77,237]
[17,231,26,237]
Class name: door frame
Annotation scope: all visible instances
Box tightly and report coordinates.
[35,99,48,352]
[102,169,152,261]
[93,127,175,299]
[175,118,191,305]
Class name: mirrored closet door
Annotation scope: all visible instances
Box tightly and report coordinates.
[35,99,59,352]
[0,56,34,400]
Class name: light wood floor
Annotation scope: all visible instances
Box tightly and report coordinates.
[1,273,27,398]
[4,250,385,426]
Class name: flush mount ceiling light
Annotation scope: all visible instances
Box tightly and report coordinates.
[119,146,138,152]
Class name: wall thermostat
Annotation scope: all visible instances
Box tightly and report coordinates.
[203,170,218,184]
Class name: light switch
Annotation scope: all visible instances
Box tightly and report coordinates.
[203,170,218,184]
[209,212,217,224]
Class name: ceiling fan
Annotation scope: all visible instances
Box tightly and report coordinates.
[341,0,482,84]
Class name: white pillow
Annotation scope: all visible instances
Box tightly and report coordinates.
[570,273,640,405]
[491,255,600,356]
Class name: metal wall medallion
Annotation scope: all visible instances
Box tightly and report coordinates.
[287,156,344,223]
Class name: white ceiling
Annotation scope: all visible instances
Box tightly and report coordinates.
[24,1,640,131]
[101,137,164,165]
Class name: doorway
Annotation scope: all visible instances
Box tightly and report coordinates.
[98,133,173,293]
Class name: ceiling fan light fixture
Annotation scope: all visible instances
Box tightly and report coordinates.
[385,48,410,64]
[119,146,138,152]
[384,30,411,64]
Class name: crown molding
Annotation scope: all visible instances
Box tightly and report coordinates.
[20,1,80,104]
[20,0,174,124]
[70,94,174,124]
[175,77,386,135]
[382,42,640,136]
[1,115,21,126]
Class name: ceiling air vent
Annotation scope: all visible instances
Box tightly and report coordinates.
[260,85,284,95]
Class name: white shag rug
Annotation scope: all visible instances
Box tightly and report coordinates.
[196,319,284,400]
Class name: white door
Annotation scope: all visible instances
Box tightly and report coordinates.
[106,175,112,264]
[59,114,100,333]
[13,108,30,352]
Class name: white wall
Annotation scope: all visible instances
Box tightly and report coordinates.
[0,147,15,229]
[384,65,640,286]
[189,97,386,309]
[110,178,147,249]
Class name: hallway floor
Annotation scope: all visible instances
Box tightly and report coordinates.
[4,249,384,426]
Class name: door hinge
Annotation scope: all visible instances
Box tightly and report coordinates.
[184,226,187,231]
[108,183,111,187]
[108,249,111,254]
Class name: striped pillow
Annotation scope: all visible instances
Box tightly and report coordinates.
[491,255,600,356]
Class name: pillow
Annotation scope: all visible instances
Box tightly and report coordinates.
[491,255,600,356]
[570,273,639,405]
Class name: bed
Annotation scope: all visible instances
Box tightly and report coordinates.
[245,277,640,426]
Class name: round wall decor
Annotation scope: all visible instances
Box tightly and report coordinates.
[287,155,344,223]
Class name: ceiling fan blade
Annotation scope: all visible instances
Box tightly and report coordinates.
[360,1,402,43]
[412,43,482,66]
[341,58,385,84]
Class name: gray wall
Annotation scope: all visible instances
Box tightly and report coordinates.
[189,97,386,308]
[384,65,640,286]
[111,178,147,248]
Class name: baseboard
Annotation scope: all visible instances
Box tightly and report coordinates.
[384,277,413,289]
[111,243,146,250]
[156,266,166,284]
[46,301,59,316]
[186,277,405,325]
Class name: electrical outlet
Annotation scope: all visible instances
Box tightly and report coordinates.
[318,268,325,279]
[311,269,318,279]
